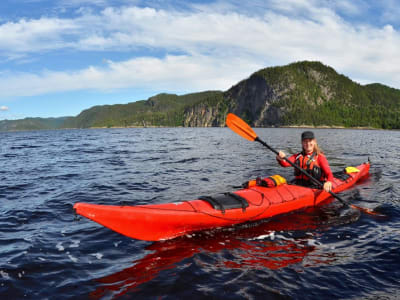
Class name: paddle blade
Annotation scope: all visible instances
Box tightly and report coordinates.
[226,113,258,142]
[350,204,385,217]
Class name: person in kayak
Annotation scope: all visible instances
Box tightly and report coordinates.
[276,131,333,192]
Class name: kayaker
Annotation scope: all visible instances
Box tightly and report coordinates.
[276,131,333,192]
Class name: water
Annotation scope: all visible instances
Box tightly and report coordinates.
[0,127,399,299]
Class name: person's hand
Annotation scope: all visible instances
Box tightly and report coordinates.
[276,151,286,161]
[323,181,332,192]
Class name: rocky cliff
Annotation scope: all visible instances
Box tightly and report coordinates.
[182,61,400,128]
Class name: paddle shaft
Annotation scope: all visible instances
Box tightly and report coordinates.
[255,137,350,207]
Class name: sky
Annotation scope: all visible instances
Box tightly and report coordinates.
[0,0,399,120]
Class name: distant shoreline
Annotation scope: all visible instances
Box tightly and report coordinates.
[2,125,395,133]
[93,125,383,130]
[279,125,382,130]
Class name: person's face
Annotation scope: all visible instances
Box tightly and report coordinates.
[302,138,315,153]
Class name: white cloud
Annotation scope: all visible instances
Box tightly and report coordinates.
[0,17,78,54]
[0,54,261,97]
[0,1,400,98]
[0,106,9,111]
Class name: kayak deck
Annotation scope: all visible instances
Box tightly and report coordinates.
[74,162,370,241]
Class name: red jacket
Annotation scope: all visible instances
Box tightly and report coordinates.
[277,151,334,182]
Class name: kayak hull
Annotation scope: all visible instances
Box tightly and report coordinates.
[74,162,370,241]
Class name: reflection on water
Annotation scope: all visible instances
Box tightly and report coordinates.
[91,202,360,299]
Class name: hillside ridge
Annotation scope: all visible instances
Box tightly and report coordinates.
[1,61,399,131]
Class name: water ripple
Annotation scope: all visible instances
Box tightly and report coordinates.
[0,128,399,299]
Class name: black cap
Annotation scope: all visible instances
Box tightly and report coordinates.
[301,131,315,140]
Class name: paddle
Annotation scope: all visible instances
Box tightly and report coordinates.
[226,113,380,216]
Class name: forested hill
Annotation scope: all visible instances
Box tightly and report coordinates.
[220,61,400,128]
[63,91,225,128]
[1,61,399,131]
[0,117,74,132]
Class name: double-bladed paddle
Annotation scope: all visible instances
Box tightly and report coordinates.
[226,113,381,216]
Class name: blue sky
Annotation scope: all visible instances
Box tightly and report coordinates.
[1,0,399,120]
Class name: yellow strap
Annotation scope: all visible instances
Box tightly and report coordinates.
[345,166,360,173]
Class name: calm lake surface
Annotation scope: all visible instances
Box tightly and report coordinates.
[1,127,399,299]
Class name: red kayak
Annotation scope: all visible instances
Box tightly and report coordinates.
[74,162,370,241]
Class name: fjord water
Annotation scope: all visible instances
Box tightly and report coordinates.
[0,127,399,299]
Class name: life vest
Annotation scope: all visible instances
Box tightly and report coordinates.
[294,152,325,181]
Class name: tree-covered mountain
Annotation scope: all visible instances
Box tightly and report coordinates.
[1,61,399,131]
[185,61,400,128]
[63,91,224,128]
[0,117,74,132]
